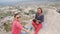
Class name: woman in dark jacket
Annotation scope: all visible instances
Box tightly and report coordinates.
[32,7,44,34]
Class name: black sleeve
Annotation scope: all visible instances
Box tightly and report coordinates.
[41,15,44,22]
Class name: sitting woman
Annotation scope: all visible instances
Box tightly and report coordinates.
[32,7,44,34]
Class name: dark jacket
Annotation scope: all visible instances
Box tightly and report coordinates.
[35,13,44,22]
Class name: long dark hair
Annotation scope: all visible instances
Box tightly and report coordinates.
[37,7,43,13]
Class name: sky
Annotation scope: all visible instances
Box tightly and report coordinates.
[0,0,60,5]
[0,0,60,2]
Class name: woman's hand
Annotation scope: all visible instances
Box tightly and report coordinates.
[26,29,30,34]
[22,28,30,34]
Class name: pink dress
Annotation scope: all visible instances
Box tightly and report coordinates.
[12,20,23,34]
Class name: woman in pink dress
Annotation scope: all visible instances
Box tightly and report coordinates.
[12,13,29,34]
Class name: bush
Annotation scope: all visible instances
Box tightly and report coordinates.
[29,10,36,14]
[0,11,13,19]
[24,12,29,15]
[3,21,11,32]
[56,9,60,13]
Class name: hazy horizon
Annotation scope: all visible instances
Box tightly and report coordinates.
[0,0,60,5]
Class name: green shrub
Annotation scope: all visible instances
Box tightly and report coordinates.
[29,10,36,14]
[56,9,60,13]
[24,12,29,15]
[3,21,11,32]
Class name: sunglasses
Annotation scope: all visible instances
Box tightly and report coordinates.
[16,16,21,19]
